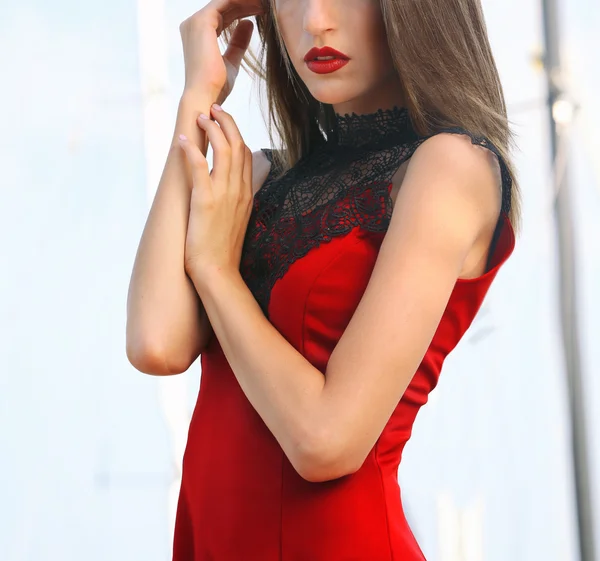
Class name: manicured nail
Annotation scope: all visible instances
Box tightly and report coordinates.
[212,103,223,112]
[198,113,209,120]
[178,134,187,141]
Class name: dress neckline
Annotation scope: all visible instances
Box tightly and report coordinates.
[327,105,413,148]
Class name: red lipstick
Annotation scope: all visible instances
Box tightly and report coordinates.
[304,46,350,75]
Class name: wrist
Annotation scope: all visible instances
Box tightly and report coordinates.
[189,261,241,297]
[179,89,217,112]
[174,92,215,151]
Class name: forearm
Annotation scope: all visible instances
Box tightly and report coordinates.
[126,91,215,374]
[191,266,335,477]
[171,91,213,152]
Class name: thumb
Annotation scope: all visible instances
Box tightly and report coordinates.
[222,19,254,74]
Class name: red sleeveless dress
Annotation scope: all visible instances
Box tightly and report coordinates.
[172,107,516,561]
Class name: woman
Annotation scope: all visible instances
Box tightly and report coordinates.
[126,0,520,559]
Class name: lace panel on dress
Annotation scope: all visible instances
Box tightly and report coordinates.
[241,106,512,316]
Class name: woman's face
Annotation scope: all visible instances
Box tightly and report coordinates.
[272,0,403,115]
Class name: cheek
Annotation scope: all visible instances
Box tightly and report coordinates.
[272,1,299,51]
[360,4,390,59]
[273,0,296,22]
[360,3,385,39]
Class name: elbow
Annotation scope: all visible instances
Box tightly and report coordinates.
[126,333,190,376]
[294,432,359,483]
[125,312,212,375]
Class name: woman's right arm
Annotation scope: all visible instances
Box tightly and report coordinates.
[126,92,215,376]
[126,2,266,375]
[126,96,272,376]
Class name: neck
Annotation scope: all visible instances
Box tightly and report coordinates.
[330,72,405,118]
[327,105,413,148]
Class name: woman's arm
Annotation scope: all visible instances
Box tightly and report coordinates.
[190,133,502,482]
[126,92,272,376]
[126,92,214,375]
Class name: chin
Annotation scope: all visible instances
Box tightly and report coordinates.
[306,87,357,108]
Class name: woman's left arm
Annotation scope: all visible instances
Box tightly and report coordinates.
[181,106,500,483]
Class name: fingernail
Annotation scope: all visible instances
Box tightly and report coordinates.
[212,103,223,112]
[178,133,187,141]
[198,113,209,120]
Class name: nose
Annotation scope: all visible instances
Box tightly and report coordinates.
[302,0,336,37]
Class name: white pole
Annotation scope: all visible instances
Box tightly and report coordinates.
[540,1,597,560]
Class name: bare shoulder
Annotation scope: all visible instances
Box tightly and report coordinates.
[251,149,273,197]
[400,132,502,230]
[392,132,503,278]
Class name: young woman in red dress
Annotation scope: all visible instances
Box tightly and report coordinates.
[127,0,520,559]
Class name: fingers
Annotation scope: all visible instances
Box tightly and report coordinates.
[203,0,265,34]
[177,134,210,189]
[195,112,231,188]
[220,1,265,29]
[242,140,252,189]
[209,104,248,174]
[197,105,250,194]
[222,19,254,72]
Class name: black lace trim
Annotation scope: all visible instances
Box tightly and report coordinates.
[329,105,413,147]
[241,108,513,316]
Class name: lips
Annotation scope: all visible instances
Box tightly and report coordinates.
[306,58,349,74]
[303,46,349,62]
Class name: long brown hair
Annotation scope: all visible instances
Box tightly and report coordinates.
[224,0,521,231]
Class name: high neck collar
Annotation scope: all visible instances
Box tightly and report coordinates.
[327,105,412,148]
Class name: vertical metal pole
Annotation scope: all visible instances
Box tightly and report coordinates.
[540,1,596,560]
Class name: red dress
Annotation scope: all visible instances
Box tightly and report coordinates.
[172,107,516,560]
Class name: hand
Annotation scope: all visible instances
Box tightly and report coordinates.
[178,105,254,279]
[179,0,265,104]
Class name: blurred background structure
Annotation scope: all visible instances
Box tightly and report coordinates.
[1,0,599,559]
